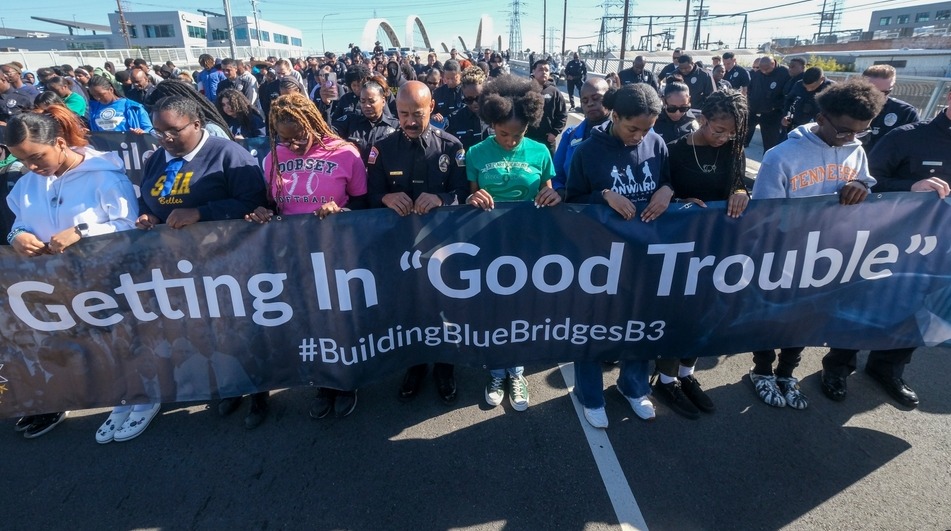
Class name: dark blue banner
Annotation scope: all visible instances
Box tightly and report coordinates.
[0,194,948,417]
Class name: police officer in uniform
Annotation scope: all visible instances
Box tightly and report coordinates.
[447,67,491,150]
[746,56,790,151]
[820,89,951,409]
[336,78,399,163]
[862,64,920,152]
[675,54,715,108]
[0,73,33,125]
[367,80,468,404]
[564,52,587,110]
[721,52,750,96]
[431,60,464,129]
[618,56,658,91]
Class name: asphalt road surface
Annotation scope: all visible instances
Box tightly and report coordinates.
[3,346,949,530]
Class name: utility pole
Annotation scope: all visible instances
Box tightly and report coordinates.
[619,0,630,65]
[692,0,705,49]
[222,0,237,59]
[116,0,132,49]
[543,0,548,54]
[561,0,567,55]
[250,0,262,47]
[682,0,690,49]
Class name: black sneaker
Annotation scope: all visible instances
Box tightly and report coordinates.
[679,375,716,413]
[334,390,357,418]
[23,412,67,438]
[14,415,37,432]
[244,393,269,430]
[309,388,335,419]
[653,381,700,419]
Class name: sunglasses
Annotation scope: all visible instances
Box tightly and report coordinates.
[463,96,479,104]
[666,105,690,113]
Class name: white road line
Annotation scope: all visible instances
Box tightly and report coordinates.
[558,362,649,531]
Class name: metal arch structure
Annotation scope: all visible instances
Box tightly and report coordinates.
[362,18,402,49]
[456,36,469,51]
[404,15,433,51]
[473,15,493,51]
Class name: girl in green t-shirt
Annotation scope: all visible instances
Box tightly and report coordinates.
[465,74,561,412]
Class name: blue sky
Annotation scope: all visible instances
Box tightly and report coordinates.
[0,0,937,54]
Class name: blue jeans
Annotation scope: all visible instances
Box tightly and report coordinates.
[490,367,523,379]
[573,360,650,409]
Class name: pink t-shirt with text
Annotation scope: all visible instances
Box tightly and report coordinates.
[263,137,367,216]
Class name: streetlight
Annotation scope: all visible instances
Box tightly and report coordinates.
[321,12,339,53]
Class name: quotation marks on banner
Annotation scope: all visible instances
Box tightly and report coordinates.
[299,338,319,362]
[905,235,938,256]
[0,364,7,402]
[400,250,424,271]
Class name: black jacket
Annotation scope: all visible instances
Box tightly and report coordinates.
[527,81,568,152]
[336,113,399,164]
[869,110,951,191]
[748,66,790,114]
[447,106,491,150]
[863,96,920,152]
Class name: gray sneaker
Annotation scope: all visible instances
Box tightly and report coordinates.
[509,375,530,412]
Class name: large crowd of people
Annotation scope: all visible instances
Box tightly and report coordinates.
[1,46,948,440]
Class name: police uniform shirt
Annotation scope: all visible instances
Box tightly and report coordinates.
[748,66,790,114]
[447,106,491,151]
[330,91,362,125]
[366,126,468,207]
[336,113,399,163]
[863,96,920,152]
[869,110,951,192]
[868,111,951,192]
[565,59,587,80]
[618,68,658,90]
[433,84,464,118]
[724,66,751,91]
[682,66,715,108]
[0,88,33,121]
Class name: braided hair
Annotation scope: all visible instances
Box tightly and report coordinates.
[216,88,263,134]
[266,93,342,209]
[146,79,233,140]
[699,89,749,196]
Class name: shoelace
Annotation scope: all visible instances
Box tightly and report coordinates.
[510,378,527,399]
[489,377,505,392]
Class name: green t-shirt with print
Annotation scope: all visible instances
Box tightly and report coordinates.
[466,136,554,201]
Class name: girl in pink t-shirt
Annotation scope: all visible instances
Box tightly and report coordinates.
[245,93,368,419]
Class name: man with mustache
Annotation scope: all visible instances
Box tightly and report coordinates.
[367,81,469,405]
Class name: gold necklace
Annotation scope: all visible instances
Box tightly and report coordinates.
[690,132,720,174]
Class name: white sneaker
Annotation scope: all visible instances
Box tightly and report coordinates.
[485,376,505,407]
[114,404,161,442]
[624,394,656,420]
[96,408,132,444]
[509,375,530,412]
[583,407,609,428]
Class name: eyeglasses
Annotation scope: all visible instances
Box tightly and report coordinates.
[824,114,871,139]
[707,127,737,140]
[665,105,690,113]
[278,132,311,147]
[463,96,479,104]
[149,121,196,140]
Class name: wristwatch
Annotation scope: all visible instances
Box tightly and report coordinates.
[75,223,90,238]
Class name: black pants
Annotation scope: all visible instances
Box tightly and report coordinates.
[405,363,454,378]
[566,78,583,106]
[655,357,698,378]
[746,110,785,152]
[751,347,804,378]
[822,347,914,378]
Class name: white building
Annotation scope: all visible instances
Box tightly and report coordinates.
[107,11,209,49]
[206,16,303,50]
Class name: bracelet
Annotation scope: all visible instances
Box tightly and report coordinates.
[6,228,26,245]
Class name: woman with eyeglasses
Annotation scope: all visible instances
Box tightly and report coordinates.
[446,66,491,150]
[334,75,399,164]
[137,95,267,428]
[565,83,672,428]
[247,92,367,420]
[650,89,750,419]
[86,74,153,134]
[750,80,884,410]
[466,74,560,412]
[5,106,139,440]
[146,79,234,140]
[652,82,698,143]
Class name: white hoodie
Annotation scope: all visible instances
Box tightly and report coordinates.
[752,123,876,200]
[7,147,138,241]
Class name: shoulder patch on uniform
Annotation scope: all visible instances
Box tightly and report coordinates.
[368,146,379,164]
[455,148,466,167]
[883,113,898,127]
